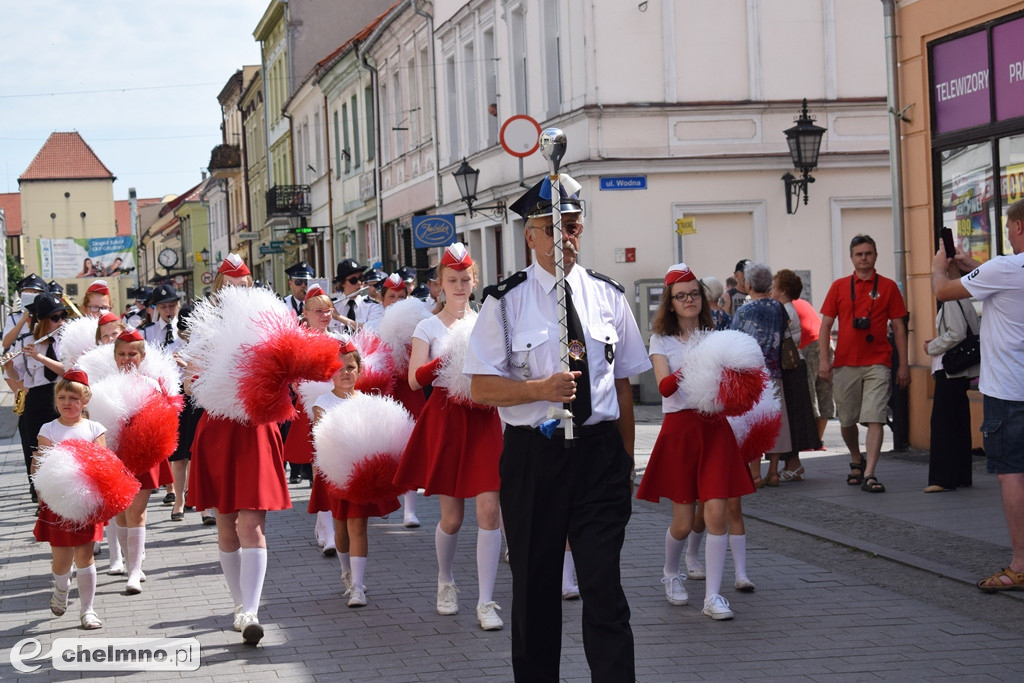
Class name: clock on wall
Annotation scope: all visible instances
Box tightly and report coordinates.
[158,248,179,269]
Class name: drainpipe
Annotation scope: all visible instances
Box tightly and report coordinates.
[128,187,139,288]
[358,44,385,266]
[323,91,335,271]
[414,0,442,208]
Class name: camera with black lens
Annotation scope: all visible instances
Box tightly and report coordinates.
[853,317,871,330]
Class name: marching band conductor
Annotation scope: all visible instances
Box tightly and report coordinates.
[464,174,650,683]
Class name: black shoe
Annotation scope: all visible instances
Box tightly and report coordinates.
[162,492,175,505]
[201,515,216,526]
[31,490,38,503]
[170,511,185,522]
[289,476,301,484]
[35,505,41,517]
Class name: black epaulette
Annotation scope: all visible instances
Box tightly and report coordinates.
[482,271,527,302]
[138,321,155,331]
[586,268,625,293]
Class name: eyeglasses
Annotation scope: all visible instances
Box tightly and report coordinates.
[671,291,702,302]
[347,276,361,285]
[532,221,584,238]
[87,305,110,314]
[49,312,69,323]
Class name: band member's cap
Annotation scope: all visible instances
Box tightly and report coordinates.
[286,262,315,281]
[18,274,48,292]
[509,173,583,221]
[335,258,367,282]
[150,284,180,305]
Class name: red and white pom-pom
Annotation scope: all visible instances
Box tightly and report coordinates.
[312,393,413,505]
[116,393,184,475]
[727,385,783,463]
[678,330,768,416]
[375,298,432,373]
[351,328,395,395]
[57,316,101,365]
[32,439,141,525]
[139,344,182,396]
[88,373,163,450]
[297,380,334,421]
[76,343,119,383]
[436,315,477,405]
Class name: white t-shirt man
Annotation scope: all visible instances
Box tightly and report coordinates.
[961,251,1024,401]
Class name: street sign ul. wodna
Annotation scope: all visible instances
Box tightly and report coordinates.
[412,215,456,248]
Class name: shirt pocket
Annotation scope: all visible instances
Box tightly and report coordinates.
[588,323,618,366]
[511,328,549,378]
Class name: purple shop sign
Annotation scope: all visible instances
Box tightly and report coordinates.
[933,30,991,134]
[993,16,1024,122]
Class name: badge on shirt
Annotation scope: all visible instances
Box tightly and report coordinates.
[568,339,586,361]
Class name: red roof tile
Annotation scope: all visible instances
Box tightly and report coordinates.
[19,132,116,182]
[114,197,162,237]
[0,192,22,236]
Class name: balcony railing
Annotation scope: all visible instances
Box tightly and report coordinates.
[266,185,312,217]
[208,144,241,172]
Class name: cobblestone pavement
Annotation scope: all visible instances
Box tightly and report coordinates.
[1,395,1022,681]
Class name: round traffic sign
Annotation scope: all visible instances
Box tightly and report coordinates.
[200,271,214,285]
[173,275,185,286]
[500,115,542,158]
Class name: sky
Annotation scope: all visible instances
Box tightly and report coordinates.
[0,0,269,202]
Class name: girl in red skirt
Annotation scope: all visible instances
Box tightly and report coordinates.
[394,243,504,631]
[33,370,108,629]
[636,263,758,621]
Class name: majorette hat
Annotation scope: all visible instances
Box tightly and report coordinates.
[62,367,89,386]
[440,242,473,270]
[118,326,144,342]
[338,336,358,354]
[218,253,250,277]
[97,312,120,326]
[304,284,328,301]
[381,273,405,291]
[86,280,110,295]
[664,263,697,286]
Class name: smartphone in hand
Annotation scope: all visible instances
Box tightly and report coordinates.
[940,227,956,258]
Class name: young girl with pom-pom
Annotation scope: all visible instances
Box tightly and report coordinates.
[394,243,505,630]
[635,263,760,621]
[312,340,401,608]
[33,369,110,630]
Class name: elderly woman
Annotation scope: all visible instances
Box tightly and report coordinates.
[702,276,732,331]
[730,262,793,486]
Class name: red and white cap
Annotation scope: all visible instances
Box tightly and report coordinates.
[86,280,110,295]
[118,326,144,342]
[304,284,327,301]
[338,336,358,354]
[219,253,251,277]
[441,242,473,270]
[62,367,89,386]
[664,263,696,286]
[381,273,405,291]
[97,312,120,326]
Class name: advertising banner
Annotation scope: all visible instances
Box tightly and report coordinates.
[38,237,136,279]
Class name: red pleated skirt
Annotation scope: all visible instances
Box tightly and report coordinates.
[134,457,173,490]
[636,409,755,504]
[33,504,104,547]
[308,468,399,520]
[393,388,502,498]
[187,414,291,513]
[283,399,314,465]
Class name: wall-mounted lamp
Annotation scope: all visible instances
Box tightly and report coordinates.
[782,98,827,215]
[452,158,506,221]
[199,247,210,263]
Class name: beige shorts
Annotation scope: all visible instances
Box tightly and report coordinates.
[802,342,835,420]
[832,364,890,427]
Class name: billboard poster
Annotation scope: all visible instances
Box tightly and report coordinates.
[949,178,991,264]
[38,236,136,279]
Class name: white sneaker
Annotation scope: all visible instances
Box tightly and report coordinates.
[562,584,581,600]
[734,577,756,592]
[403,511,420,528]
[108,560,125,575]
[239,612,264,644]
[436,582,459,615]
[662,574,688,605]
[702,594,734,620]
[685,558,706,580]
[233,605,244,631]
[347,585,367,608]
[476,601,503,631]
[80,610,103,630]
[50,582,70,616]
[125,576,142,595]
[341,570,354,594]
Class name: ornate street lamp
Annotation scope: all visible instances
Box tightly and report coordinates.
[782,99,827,214]
[452,158,506,220]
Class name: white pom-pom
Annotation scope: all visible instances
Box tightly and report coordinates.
[297,380,334,421]
[375,298,431,372]
[312,392,414,489]
[678,330,765,415]
[76,344,119,383]
[33,443,95,522]
[88,373,161,450]
[57,317,100,364]
[436,315,476,405]
[139,344,182,395]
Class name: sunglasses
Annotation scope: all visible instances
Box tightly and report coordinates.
[532,221,584,238]
[347,276,361,285]
[50,312,69,323]
[671,291,702,302]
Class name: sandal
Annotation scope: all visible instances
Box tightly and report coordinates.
[977,567,1024,593]
[752,476,764,489]
[847,461,865,486]
[765,474,780,487]
[779,467,805,482]
[860,475,885,493]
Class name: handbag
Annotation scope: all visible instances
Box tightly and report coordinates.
[779,302,801,371]
[941,302,980,375]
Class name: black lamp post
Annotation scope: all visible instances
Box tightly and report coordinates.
[452,158,506,221]
[782,99,827,214]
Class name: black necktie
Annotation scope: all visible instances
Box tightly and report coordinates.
[346,299,357,321]
[564,282,591,427]
[44,341,58,382]
[164,323,175,348]
[293,298,303,316]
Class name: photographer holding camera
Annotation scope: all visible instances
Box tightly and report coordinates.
[818,234,909,493]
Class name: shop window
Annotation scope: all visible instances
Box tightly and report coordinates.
[998,133,1024,255]
[939,142,995,264]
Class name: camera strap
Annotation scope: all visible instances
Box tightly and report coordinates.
[850,273,879,316]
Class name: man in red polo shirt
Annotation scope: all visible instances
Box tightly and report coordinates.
[818,234,909,493]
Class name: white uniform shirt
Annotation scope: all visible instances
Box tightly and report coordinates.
[39,418,106,445]
[142,318,184,354]
[8,337,63,389]
[648,333,699,414]
[334,295,383,329]
[464,263,651,427]
[283,294,304,317]
[961,251,1024,400]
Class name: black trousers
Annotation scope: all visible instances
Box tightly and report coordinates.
[18,383,58,498]
[500,423,635,683]
[928,371,973,488]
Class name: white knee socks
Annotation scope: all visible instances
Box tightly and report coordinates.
[476,528,501,604]
[664,528,688,577]
[77,564,96,614]
[350,556,366,589]
[316,511,335,548]
[54,569,72,592]
[126,527,146,583]
[219,549,243,607]
[730,533,749,582]
[238,547,267,616]
[337,551,351,574]
[108,521,123,565]
[404,490,417,515]
[562,550,577,591]
[686,529,704,567]
[704,532,728,597]
[436,525,458,584]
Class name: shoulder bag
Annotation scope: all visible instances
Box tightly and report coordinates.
[941,301,980,375]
